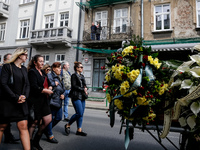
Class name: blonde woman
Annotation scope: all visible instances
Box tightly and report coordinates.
[0,47,30,150]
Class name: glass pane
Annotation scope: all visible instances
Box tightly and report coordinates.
[99,71,105,87]
[94,60,99,68]
[96,12,101,20]
[60,21,63,27]
[164,14,170,29]
[45,24,48,28]
[50,23,53,28]
[198,1,200,9]
[51,15,54,21]
[65,21,68,26]
[46,55,49,61]
[65,13,69,19]
[156,15,162,30]
[23,28,26,38]
[163,5,170,12]
[116,9,120,18]
[24,21,27,26]
[102,20,107,26]
[122,9,127,17]
[46,16,49,22]
[92,70,99,91]
[199,13,200,26]
[61,14,64,20]
[102,12,107,19]
[100,59,105,67]
[57,55,60,61]
[155,6,162,14]
[116,19,120,26]
[61,55,65,61]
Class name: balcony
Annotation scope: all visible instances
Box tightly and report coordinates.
[0,1,9,18]
[29,27,73,48]
[82,25,132,49]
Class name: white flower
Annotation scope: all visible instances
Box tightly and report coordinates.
[190,55,200,66]
[178,117,187,127]
[190,66,200,78]
[180,79,193,89]
[190,101,200,116]
[170,79,182,88]
[177,66,190,72]
[186,115,196,129]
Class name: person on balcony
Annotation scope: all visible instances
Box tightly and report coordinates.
[91,22,97,40]
[96,23,102,40]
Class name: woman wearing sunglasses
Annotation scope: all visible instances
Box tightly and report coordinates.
[64,61,88,136]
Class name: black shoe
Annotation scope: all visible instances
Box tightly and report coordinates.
[4,134,20,144]
[76,131,87,136]
[47,137,58,143]
[64,117,69,122]
[64,124,70,136]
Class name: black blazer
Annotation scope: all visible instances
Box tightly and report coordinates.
[0,63,30,117]
[28,67,46,101]
[69,72,87,100]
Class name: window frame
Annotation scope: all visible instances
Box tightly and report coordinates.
[197,0,200,27]
[113,8,128,33]
[60,11,69,27]
[45,14,54,29]
[95,11,108,26]
[19,19,30,39]
[22,0,34,4]
[55,54,65,63]
[92,59,106,92]
[154,3,171,31]
[0,23,6,41]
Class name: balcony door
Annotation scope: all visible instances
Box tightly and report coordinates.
[44,14,54,37]
[95,11,107,40]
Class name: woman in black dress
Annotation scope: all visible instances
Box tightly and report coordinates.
[0,47,30,149]
[28,55,53,150]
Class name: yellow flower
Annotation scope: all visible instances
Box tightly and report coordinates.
[120,81,131,96]
[143,113,156,121]
[127,69,140,83]
[114,99,123,110]
[122,46,133,57]
[132,90,137,95]
[156,63,162,69]
[137,96,149,105]
[148,56,154,65]
[106,93,112,103]
[105,70,111,82]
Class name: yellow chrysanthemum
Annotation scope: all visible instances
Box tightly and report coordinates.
[120,81,131,96]
[158,83,168,95]
[122,46,133,57]
[127,69,140,83]
[143,113,156,121]
[114,99,123,110]
[106,93,112,103]
[132,90,137,95]
[137,96,149,105]
[105,70,111,82]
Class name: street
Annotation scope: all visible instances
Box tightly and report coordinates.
[0,107,180,150]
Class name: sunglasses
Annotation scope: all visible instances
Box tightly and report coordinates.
[78,66,83,69]
[21,53,28,57]
[46,69,50,71]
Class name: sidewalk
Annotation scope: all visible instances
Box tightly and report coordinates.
[69,100,109,110]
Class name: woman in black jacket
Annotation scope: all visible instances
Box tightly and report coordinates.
[64,61,88,136]
[44,62,65,143]
[0,48,30,149]
[28,55,53,150]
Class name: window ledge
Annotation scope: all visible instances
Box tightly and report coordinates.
[19,1,35,7]
[15,38,29,41]
[0,40,5,43]
[195,27,200,31]
[152,29,173,34]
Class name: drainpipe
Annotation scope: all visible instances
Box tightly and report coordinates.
[141,0,144,40]
[29,0,38,61]
[76,0,82,61]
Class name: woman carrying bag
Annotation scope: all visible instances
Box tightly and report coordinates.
[64,61,88,136]
[44,62,65,143]
[0,48,30,149]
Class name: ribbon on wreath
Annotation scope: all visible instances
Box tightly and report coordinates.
[145,63,155,86]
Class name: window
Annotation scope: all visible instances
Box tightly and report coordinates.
[45,15,54,29]
[92,59,105,92]
[114,8,128,33]
[95,11,107,27]
[23,0,34,4]
[19,20,30,39]
[55,54,65,62]
[43,54,50,64]
[197,0,200,27]
[154,4,170,30]
[0,23,6,41]
[60,12,69,27]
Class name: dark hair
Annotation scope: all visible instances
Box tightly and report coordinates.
[27,54,43,71]
[52,62,61,69]
[74,61,82,71]
[3,53,12,61]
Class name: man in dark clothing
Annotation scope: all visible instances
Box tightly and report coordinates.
[96,23,102,40]
[0,53,19,143]
[91,22,97,40]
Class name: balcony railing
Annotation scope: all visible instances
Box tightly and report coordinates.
[29,27,73,47]
[0,1,9,18]
[83,25,132,41]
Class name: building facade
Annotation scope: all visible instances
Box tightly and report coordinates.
[77,0,200,96]
[0,0,85,73]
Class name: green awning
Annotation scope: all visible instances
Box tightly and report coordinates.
[76,0,134,9]
[73,46,118,54]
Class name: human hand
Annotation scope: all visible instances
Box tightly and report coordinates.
[55,81,59,86]
[18,95,26,103]
[60,94,65,100]
[42,89,53,95]
[49,86,53,90]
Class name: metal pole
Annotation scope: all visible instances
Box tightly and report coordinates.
[141,0,144,39]
[29,0,38,61]
[76,0,82,61]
